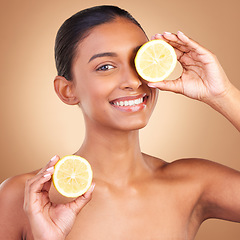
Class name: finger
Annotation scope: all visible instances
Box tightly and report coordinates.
[26,155,59,199]
[23,156,61,216]
[24,172,52,214]
[37,155,60,175]
[152,33,191,61]
[154,31,203,54]
[33,165,56,195]
[158,32,214,68]
[153,32,183,46]
[25,155,57,194]
[177,31,212,57]
[68,183,96,215]
[151,33,164,40]
[148,79,184,95]
[82,182,96,199]
[42,166,55,192]
[164,31,196,51]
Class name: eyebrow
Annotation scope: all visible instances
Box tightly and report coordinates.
[88,52,118,63]
[88,45,143,63]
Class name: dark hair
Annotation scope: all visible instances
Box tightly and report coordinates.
[55,5,145,80]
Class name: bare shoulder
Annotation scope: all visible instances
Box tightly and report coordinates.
[0,170,38,197]
[143,152,210,173]
[143,152,239,180]
[142,152,167,171]
[164,157,216,176]
[166,157,240,178]
[0,171,38,239]
[170,158,240,221]
[0,170,38,207]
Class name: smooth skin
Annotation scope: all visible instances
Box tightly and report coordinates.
[0,17,240,240]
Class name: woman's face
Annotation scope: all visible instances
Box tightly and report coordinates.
[71,17,158,131]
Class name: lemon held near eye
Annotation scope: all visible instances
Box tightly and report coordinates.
[135,39,177,82]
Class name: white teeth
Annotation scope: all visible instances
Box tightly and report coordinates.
[113,97,144,107]
[129,100,134,106]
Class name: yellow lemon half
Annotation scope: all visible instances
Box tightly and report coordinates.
[135,39,177,82]
[53,155,93,198]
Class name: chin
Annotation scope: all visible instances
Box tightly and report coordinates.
[114,117,150,132]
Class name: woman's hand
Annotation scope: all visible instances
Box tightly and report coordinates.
[24,155,95,240]
[149,31,232,105]
[149,32,240,131]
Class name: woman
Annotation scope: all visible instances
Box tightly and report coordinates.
[0,5,239,240]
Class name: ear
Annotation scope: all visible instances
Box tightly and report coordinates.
[54,76,80,105]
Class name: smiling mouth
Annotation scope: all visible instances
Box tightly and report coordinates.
[110,94,148,112]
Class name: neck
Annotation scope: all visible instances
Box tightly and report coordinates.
[75,124,146,185]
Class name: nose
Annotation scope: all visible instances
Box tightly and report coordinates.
[119,63,143,91]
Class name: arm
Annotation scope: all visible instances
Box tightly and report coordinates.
[196,159,240,222]
[149,32,240,221]
[0,177,26,239]
[208,84,240,131]
[149,31,240,131]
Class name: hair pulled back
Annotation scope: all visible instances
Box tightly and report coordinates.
[55,5,145,80]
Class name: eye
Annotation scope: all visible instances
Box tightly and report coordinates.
[96,64,115,71]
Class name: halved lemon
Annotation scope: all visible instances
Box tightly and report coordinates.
[135,39,177,82]
[52,155,93,198]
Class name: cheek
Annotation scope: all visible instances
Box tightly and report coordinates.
[78,83,112,117]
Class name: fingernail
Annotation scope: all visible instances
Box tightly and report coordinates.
[164,32,171,35]
[151,34,162,40]
[89,183,96,192]
[148,83,157,88]
[46,166,54,172]
[50,155,58,161]
[177,31,184,35]
[44,173,51,178]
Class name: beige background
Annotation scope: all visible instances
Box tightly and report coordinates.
[0,0,240,239]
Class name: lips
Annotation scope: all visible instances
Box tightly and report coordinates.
[110,94,148,112]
